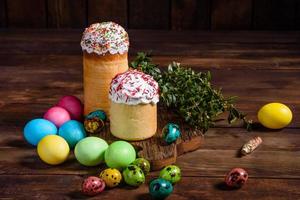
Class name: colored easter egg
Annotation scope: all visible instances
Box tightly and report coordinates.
[99,168,122,188]
[75,136,108,166]
[43,106,71,127]
[86,110,107,121]
[104,141,136,170]
[149,178,173,199]
[159,165,181,184]
[225,168,248,188]
[131,158,151,175]
[57,95,83,121]
[82,176,105,196]
[58,120,86,148]
[123,165,145,187]
[23,118,57,146]
[37,135,69,165]
[258,102,292,129]
[162,123,181,144]
[84,110,106,134]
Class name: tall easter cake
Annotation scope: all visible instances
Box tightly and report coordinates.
[81,22,129,115]
[109,70,159,141]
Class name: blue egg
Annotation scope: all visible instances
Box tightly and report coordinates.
[58,120,86,148]
[24,118,57,146]
[149,178,173,199]
[162,123,181,144]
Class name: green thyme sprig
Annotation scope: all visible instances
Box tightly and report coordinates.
[131,52,252,133]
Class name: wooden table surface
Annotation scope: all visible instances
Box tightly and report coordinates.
[0,30,300,199]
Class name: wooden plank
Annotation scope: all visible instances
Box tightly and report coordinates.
[6,0,47,28]
[253,0,296,30]
[0,0,6,27]
[211,0,252,30]
[3,54,300,70]
[129,0,170,29]
[88,0,127,28]
[0,128,299,177]
[1,175,300,199]
[0,61,299,127]
[47,0,87,28]
[1,126,299,151]
[1,30,300,56]
[171,0,210,30]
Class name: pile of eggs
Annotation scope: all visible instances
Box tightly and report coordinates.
[82,156,152,196]
[24,95,86,165]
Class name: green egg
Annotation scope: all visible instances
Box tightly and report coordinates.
[123,165,145,187]
[104,141,136,170]
[159,165,181,184]
[132,158,151,175]
[74,136,108,166]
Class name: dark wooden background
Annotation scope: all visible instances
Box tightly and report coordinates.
[0,0,300,30]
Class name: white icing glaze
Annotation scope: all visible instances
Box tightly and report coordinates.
[81,22,129,55]
[109,70,159,105]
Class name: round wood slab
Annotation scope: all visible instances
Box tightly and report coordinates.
[99,106,204,171]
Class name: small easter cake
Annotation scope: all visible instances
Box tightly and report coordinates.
[81,22,129,115]
[109,70,159,141]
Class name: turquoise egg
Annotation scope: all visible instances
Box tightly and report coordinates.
[58,120,86,148]
[86,110,107,121]
[24,118,57,146]
[162,123,181,144]
[149,178,173,199]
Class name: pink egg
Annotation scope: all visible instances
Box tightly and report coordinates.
[43,106,71,127]
[57,95,83,121]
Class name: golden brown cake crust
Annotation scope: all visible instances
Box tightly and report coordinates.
[83,52,128,62]
[83,52,128,115]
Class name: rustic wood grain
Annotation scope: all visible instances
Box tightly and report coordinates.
[88,0,127,27]
[0,0,6,27]
[128,0,170,29]
[0,30,300,199]
[1,129,299,178]
[171,0,210,30]
[47,0,87,28]
[211,0,252,30]
[253,0,297,30]
[1,175,300,199]
[6,0,47,28]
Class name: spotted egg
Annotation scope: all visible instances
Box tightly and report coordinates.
[225,168,248,188]
[82,176,105,196]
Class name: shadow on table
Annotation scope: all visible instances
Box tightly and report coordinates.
[17,154,79,170]
[214,182,241,191]
[2,138,32,149]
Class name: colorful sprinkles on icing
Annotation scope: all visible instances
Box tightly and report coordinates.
[81,22,129,55]
[109,70,159,105]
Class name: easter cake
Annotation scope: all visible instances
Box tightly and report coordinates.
[109,70,159,141]
[81,22,129,115]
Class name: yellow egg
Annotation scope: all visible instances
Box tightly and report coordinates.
[257,103,292,129]
[37,135,70,165]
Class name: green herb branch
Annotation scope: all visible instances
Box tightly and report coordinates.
[131,52,252,133]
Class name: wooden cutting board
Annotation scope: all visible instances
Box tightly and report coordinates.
[100,106,204,170]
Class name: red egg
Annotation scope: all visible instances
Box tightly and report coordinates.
[82,176,105,196]
[225,168,248,188]
[43,106,71,127]
[57,95,83,121]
